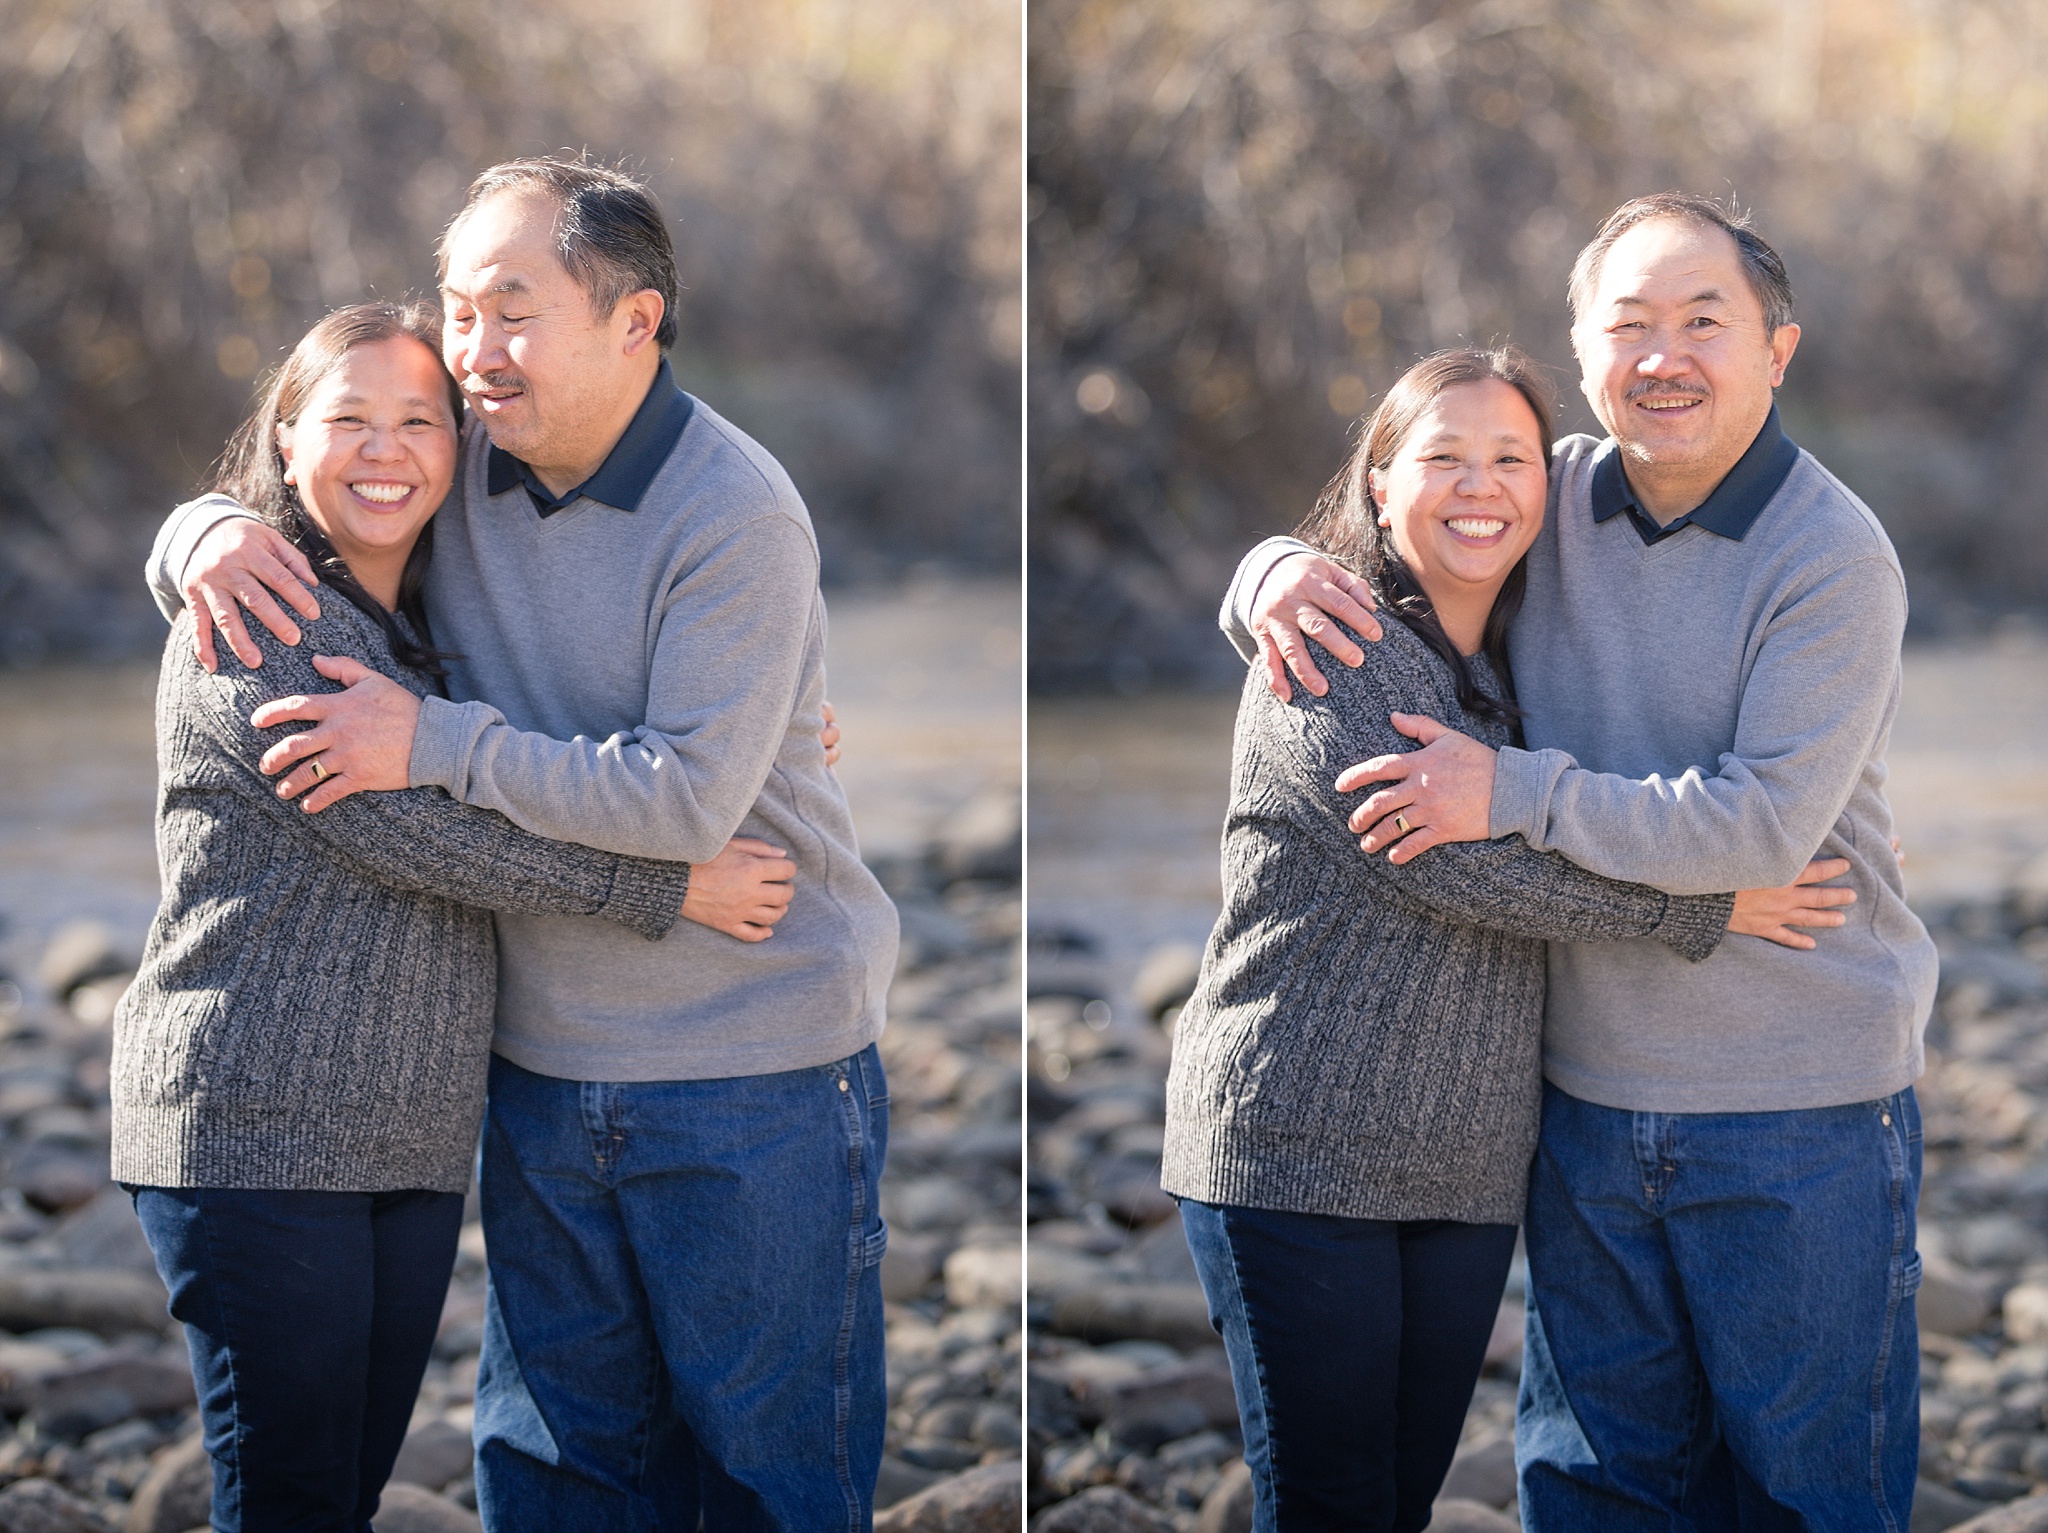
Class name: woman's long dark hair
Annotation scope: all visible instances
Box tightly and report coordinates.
[1294,346,1556,725]
[213,301,461,675]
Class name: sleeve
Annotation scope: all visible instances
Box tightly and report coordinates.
[407,513,817,862]
[1486,557,1906,894]
[145,495,260,622]
[189,613,693,941]
[1256,636,1731,961]
[1217,535,1319,662]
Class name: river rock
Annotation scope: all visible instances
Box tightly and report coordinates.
[944,1244,1022,1310]
[1429,1500,1519,1533]
[368,1484,480,1533]
[0,1270,168,1337]
[874,1460,1022,1531]
[2004,1286,2048,1346]
[1916,1479,1999,1532]
[1923,1258,2002,1339]
[1130,946,1202,1022]
[388,1419,472,1492]
[1050,1285,1214,1351]
[30,1351,195,1438]
[1439,1434,1517,1509]
[36,923,127,1001]
[876,1454,945,1511]
[1196,1460,1252,1533]
[0,1478,104,1533]
[125,1434,211,1533]
[1947,1491,2048,1531]
[1030,1484,1176,1532]
[932,791,1021,884]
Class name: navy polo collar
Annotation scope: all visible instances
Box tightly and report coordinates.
[1591,404,1801,545]
[485,355,695,517]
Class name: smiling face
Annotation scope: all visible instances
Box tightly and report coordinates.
[1572,215,1801,516]
[1370,378,1548,644]
[439,189,662,492]
[276,335,458,598]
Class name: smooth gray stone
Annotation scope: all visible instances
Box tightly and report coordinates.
[1196,1460,1253,1533]
[368,1483,482,1533]
[875,1460,1022,1531]
[388,1418,473,1492]
[1439,1434,1518,1510]
[125,1434,211,1533]
[1029,1484,1176,1532]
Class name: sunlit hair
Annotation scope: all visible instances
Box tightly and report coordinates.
[439,154,680,349]
[1294,346,1556,725]
[1568,191,1795,337]
[214,301,461,674]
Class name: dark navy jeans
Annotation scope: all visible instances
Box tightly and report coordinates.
[1517,1082,1922,1532]
[472,1047,889,1532]
[1179,1199,1519,1532]
[130,1185,465,1533]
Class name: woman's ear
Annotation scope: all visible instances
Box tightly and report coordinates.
[276,421,296,485]
[1368,469,1391,528]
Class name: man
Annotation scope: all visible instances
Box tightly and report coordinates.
[147,157,899,1531]
[1220,194,1935,1528]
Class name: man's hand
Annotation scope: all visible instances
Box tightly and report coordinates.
[1250,551,1382,703]
[1335,713,1496,865]
[1729,858,1858,950]
[249,655,421,812]
[182,518,322,674]
[821,699,841,770]
[681,837,796,941]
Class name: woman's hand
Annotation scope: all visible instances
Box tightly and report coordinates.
[1729,858,1857,950]
[680,837,796,941]
[821,700,841,769]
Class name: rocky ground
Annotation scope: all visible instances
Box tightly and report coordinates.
[1027,859,2048,1533]
[0,789,1022,1533]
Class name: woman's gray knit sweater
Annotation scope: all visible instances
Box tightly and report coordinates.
[1161,614,1735,1224]
[111,598,695,1194]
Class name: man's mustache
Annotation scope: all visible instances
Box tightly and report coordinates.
[1625,380,1709,402]
[463,370,527,396]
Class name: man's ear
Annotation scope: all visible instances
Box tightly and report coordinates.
[617,289,666,359]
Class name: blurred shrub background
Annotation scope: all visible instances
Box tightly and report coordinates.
[0,0,1020,662]
[1030,0,2048,690]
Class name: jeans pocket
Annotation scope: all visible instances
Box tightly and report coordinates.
[861,1220,889,1269]
[1899,1248,1923,1301]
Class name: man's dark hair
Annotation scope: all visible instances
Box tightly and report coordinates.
[1568,191,1794,337]
[440,155,680,349]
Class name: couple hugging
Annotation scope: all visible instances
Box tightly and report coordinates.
[1162,192,1937,1531]
[111,156,900,1531]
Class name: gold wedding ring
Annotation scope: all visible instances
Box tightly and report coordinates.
[310,759,330,783]
[1394,813,1411,834]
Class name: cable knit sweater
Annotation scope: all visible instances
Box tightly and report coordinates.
[1161,612,1735,1224]
[111,598,694,1194]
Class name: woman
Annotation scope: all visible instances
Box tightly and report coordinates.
[1159,348,1841,1532]
[110,302,791,1532]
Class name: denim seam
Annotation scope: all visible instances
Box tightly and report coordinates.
[830,1061,865,1533]
[1866,1093,1909,1533]
[1216,1206,1281,1532]
[192,1196,247,1532]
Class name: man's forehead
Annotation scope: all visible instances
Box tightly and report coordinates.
[1590,221,1754,311]
[441,193,567,289]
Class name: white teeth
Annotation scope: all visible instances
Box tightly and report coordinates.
[351,483,411,503]
[1641,398,1700,410]
[1447,518,1506,538]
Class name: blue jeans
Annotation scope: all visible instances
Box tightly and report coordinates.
[1181,1199,1519,1533]
[130,1185,465,1533]
[472,1047,889,1533]
[1517,1082,1922,1533]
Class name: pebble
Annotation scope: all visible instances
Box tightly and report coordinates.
[0,814,1022,1529]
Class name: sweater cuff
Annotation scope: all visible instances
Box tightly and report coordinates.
[1488,746,1555,843]
[409,695,491,795]
[1219,536,1317,661]
[1654,892,1735,963]
[602,859,692,941]
[150,495,258,621]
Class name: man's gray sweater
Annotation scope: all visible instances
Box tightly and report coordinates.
[1224,430,1938,1114]
[1162,615,1732,1223]
[151,388,898,1083]
[113,602,693,1192]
